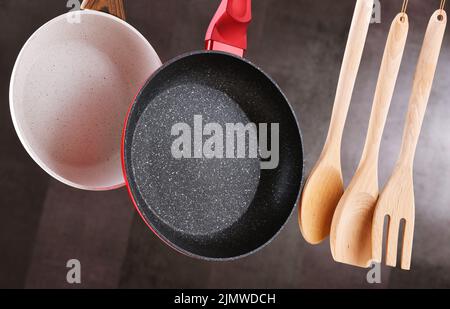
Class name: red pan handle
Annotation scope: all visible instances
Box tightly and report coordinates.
[205,0,252,57]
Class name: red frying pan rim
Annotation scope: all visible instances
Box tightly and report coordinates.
[121,50,305,261]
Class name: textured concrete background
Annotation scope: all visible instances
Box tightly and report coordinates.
[0,0,449,288]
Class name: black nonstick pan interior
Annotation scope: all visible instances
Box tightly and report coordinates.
[123,51,303,260]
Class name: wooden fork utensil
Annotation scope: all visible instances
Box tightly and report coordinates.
[372,9,447,270]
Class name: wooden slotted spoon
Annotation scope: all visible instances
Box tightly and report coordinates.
[298,0,374,245]
[372,9,447,270]
[330,12,409,268]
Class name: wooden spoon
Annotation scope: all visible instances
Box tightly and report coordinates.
[81,0,126,20]
[372,10,447,270]
[330,13,409,268]
[299,0,374,244]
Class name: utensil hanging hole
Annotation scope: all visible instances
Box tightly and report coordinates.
[437,14,444,21]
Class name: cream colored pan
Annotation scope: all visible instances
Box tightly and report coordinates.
[10,0,161,191]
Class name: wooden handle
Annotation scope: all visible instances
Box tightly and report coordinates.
[398,10,447,167]
[325,0,373,148]
[359,13,409,166]
[81,0,126,20]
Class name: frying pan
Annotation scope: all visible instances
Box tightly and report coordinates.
[10,0,161,191]
[122,0,304,260]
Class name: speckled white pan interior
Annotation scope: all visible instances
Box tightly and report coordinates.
[10,10,161,191]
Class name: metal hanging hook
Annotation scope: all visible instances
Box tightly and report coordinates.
[401,0,409,13]
[400,0,409,20]
[438,0,446,21]
[400,0,409,21]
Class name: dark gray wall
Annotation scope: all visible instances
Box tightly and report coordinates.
[0,0,449,288]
